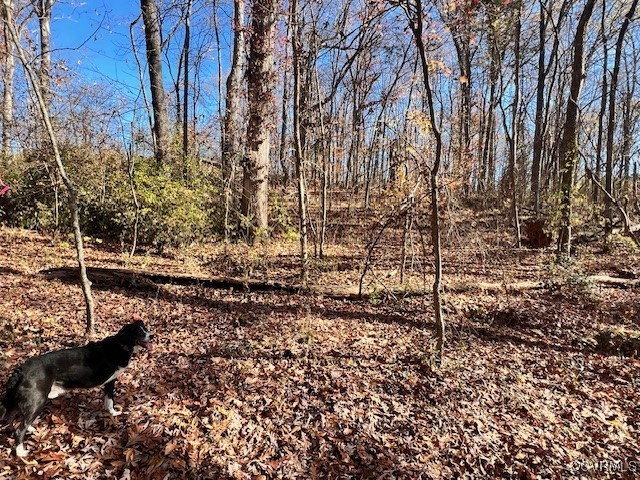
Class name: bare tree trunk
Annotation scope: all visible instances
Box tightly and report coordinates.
[3,1,95,334]
[450,21,472,184]
[182,0,192,163]
[1,0,14,159]
[130,16,155,152]
[34,0,52,109]
[557,0,596,256]
[404,0,445,361]
[126,137,140,258]
[221,0,245,241]
[620,52,637,195]
[594,0,607,202]
[482,20,500,193]
[212,0,223,153]
[278,67,290,185]
[140,0,169,164]
[291,0,308,283]
[240,0,277,240]
[510,4,522,248]
[277,16,290,186]
[531,0,547,213]
[604,0,639,235]
[532,0,570,211]
[316,63,329,259]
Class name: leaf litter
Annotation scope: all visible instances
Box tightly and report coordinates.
[0,228,638,479]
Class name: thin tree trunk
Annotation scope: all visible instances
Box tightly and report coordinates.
[291,0,308,283]
[3,1,95,334]
[1,0,15,159]
[34,0,52,109]
[604,0,639,234]
[222,0,245,241]
[277,16,290,186]
[531,0,547,213]
[212,0,223,152]
[140,0,169,164]
[130,16,155,151]
[451,30,472,183]
[594,0,608,202]
[182,0,192,163]
[404,0,445,361]
[510,4,522,248]
[278,67,290,185]
[620,51,637,195]
[126,136,140,258]
[558,0,596,256]
[317,64,329,258]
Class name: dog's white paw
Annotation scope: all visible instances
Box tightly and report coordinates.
[104,397,122,416]
[15,443,28,457]
[26,425,36,434]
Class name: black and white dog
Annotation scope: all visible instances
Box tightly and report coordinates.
[0,320,153,457]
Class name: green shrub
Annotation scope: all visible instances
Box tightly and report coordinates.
[0,148,219,249]
[135,159,217,249]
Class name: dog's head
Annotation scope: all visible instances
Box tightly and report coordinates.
[118,320,153,352]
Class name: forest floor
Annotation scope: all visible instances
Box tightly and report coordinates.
[0,214,639,479]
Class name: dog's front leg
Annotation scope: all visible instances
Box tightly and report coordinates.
[103,381,121,416]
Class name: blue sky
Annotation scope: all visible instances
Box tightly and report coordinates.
[53,2,141,89]
[48,0,232,118]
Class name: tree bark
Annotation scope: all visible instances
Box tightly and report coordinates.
[33,0,52,110]
[509,4,522,248]
[221,0,245,241]
[278,65,290,185]
[291,0,309,283]
[531,0,547,213]
[604,0,639,234]
[404,0,445,361]
[557,0,596,256]
[240,0,278,240]
[1,0,14,159]
[182,0,192,162]
[140,0,169,164]
[594,0,608,202]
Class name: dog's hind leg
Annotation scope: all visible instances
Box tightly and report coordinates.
[13,390,47,457]
[14,412,38,457]
[103,381,121,416]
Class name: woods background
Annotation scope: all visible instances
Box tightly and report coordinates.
[1,0,638,252]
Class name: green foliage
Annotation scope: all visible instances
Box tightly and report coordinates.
[0,148,219,249]
[0,157,57,230]
[605,233,638,253]
[270,193,299,241]
[134,159,217,249]
[542,255,594,299]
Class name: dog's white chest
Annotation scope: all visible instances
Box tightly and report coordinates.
[103,367,125,385]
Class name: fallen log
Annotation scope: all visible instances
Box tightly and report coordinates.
[40,266,301,294]
[40,267,640,304]
[40,266,427,301]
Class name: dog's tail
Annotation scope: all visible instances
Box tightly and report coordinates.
[0,367,22,421]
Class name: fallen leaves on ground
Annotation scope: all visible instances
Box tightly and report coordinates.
[0,227,638,479]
